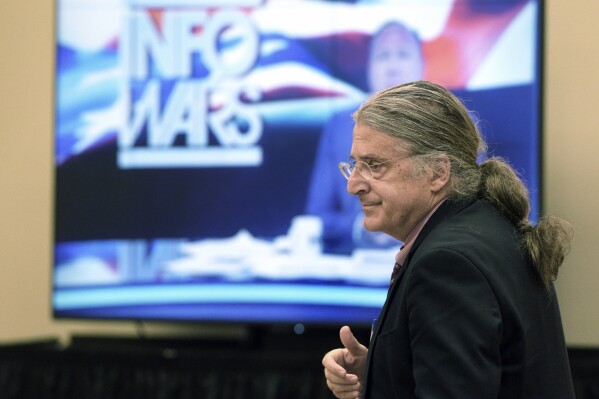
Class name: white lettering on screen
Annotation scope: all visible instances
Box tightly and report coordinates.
[118,5,263,169]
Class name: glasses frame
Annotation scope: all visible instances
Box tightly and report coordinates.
[338,156,413,181]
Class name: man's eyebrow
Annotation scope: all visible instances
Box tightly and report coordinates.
[353,153,384,161]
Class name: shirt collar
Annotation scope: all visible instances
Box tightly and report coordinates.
[395,199,446,266]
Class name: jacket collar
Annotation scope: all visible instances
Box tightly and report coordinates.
[386,198,474,292]
[401,198,474,270]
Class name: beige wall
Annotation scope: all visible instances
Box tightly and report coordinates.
[1,2,598,345]
[545,1,599,345]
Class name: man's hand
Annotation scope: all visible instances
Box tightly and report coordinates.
[322,326,368,399]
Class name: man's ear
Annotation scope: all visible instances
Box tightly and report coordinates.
[430,154,451,193]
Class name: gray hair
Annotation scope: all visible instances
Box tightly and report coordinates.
[353,80,572,288]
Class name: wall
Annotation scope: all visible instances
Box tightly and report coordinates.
[1,1,598,345]
[544,0,599,345]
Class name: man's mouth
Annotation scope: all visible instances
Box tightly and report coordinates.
[361,201,381,208]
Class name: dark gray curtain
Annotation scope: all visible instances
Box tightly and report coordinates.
[1,339,597,399]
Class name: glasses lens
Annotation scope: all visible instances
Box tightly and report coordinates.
[338,162,352,180]
[358,162,373,180]
[338,161,374,180]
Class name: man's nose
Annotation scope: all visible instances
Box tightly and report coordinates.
[347,169,368,196]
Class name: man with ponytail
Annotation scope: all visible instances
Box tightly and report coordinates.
[322,80,575,399]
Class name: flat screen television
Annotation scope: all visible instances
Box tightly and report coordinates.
[53,0,543,326]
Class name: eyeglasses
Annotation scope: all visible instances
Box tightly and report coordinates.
[338,156,412,181]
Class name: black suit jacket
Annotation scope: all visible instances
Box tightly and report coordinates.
[363,199,575,398]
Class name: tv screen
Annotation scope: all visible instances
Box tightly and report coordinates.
[53,0,542,325]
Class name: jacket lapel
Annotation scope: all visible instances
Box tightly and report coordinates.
[361,199,475,397]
